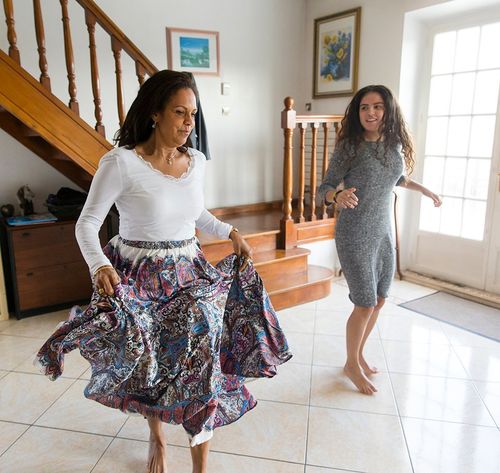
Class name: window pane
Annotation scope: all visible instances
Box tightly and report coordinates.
[465,159,491,200]
[473,70,500,114]
[432,31,456,75]
[439,197,462,236]
[428,75,452,115]
[454,27,480,72]
[425,117,448,155]
[469,115,496,157]
[450,72,475,115]
[422,156,445,194]
[446,116,470,157]
[461,200,486,240]
[442,157,466,197]
[419,197,441,233]
[478,22,500,69]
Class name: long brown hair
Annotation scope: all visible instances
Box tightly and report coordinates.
[114,70,198,149]
[337,85,415,176]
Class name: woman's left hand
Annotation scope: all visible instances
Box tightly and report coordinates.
[423,189,443,207]
[229,229,253,270]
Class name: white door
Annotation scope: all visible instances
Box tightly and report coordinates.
[410,22,500,293]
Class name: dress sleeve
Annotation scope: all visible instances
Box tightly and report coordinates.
[317,144,351,205]
[195,209,233,240]
[396,175,406,186]
[75,153,123,274]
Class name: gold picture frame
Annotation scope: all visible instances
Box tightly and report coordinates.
[313,7,361,98]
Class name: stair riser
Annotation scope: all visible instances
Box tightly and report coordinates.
[257,256,308,284]
[270,279,332,311]
[201,233,277,262]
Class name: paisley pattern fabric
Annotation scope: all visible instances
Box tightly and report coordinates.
[35,236,292,440]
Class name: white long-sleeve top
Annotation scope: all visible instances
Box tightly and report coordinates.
[75,146,232,274]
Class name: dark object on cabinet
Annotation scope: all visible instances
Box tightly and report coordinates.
[0,219,108,319]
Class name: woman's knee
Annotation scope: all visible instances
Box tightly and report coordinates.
[374,297,386,311]
[353,305,375,318]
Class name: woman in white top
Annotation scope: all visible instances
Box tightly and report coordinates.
[36,70,291,473]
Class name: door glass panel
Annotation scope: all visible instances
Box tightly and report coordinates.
[465,159,491,200]
[419,198,441,233]
[432,31,456,74]
[440,197,462,236]
[450,72,475,115]
[422,156,445,194]
[425,117,448,155]
[429,75,452,115]
[461,200,486,240]
[478,22,500,69]
[454,27,480,72]
[469,115,496,157]
[446,116,470,157]
[473,70,500,114]
[442,158,466,197]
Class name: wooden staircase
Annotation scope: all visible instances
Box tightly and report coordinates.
[0,1,337,313]
[199,212,333,310]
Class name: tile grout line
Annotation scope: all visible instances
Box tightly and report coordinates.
[443,324,500,431]
[378,314,416,473]
[302,302,318,473]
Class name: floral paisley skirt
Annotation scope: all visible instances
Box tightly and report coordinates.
[35,235,292,445]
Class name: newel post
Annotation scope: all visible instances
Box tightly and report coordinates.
[279,97,297,249]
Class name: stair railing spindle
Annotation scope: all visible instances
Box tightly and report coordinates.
[321,122,331,219]
[112,37,125,127]
[60,0,79,115]
[309,122,319,221]
[3,0,20,64]
[85,10,105,136]
[33,0,50,90]
[298,123,306,223]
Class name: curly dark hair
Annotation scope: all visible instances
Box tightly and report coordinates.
[114,70,198,149]
[337,85,415,176]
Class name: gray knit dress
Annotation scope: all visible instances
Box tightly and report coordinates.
[318,141,404,307]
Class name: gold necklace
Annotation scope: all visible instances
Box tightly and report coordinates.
[167,149,176,165]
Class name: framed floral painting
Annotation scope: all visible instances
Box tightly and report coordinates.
[166,27,220,75]
[313,8,361,97]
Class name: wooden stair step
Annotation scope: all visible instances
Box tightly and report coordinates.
[268,265,334,311]
[200,230,278,262]
[246,248,310,283]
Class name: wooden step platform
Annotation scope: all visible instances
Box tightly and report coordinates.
[198,208,334,310]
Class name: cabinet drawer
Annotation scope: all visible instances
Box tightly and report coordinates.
[12,224,83,270]
[17,261,92,311]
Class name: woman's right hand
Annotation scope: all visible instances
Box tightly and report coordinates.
[93,266,121,296]
[335,187,358,209]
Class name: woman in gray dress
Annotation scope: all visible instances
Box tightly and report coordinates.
[319,85,442,395]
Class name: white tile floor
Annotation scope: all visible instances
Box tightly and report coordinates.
[0,278,499,472]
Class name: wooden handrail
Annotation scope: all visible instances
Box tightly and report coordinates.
[280,96,343,248]
[75,0,157,75]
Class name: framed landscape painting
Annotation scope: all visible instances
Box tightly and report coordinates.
[313,8,361,97]
[166,27,220,75]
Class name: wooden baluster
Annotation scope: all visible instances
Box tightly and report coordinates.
[33,0,51,90]
[321,122,331,219]
[136,61,146,86]
[112,37,125,127]
[298,123,306,223]
[309,122,319,221]
[280,97,297,249]
[60,0,79,115]
[4,0,20,64]
[85,10,105,136]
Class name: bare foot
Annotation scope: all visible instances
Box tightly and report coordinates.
[359,355,379,376]
[344,363,377,395]
[147,436,168,473]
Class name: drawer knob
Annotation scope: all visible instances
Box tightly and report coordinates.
[26,272,34,276]
[21,232,31,237]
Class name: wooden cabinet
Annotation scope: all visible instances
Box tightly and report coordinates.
[0,219,107,319]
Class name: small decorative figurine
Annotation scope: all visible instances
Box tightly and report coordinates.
[16,185,35,216]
